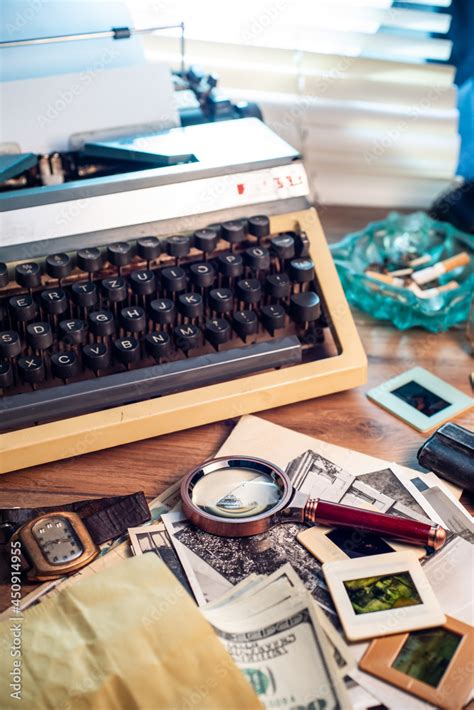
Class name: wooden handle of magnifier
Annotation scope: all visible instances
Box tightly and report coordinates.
[304,499,446,550]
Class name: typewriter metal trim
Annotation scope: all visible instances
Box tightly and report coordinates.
[0,207,367,474]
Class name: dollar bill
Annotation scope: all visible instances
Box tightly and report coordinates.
[202,565,351,710]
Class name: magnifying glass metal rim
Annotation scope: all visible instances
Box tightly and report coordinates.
[180,455,293,537]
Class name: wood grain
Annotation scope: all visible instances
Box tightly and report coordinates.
[0,206,472,509]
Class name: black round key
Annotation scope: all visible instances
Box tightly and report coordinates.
[40,288,68,315]
[209,288,233,314]
[244,246,270,271]
[114,337,140,365]
[15,262,41,289]
[217,253,244,279]
[51,351,80,379]
[26,322,53,350]
[160,266,186,293]
[137,237,161,262]
[77,247,103,274]
[0,263,8,288]
[45,253,72,280]
[221,219,246,244]
[205,318,231,347]
[271,233,295,261]
[107,241,132,268]
[295,231,310,258]
[0,361,13,388]
[101,277,127,303]
[193,228,218,254]
[145,331,171,360]
[189,262,216,289]
[261,304,286,333]
[174,324,201,353]
[18,355,45,384]
[290,291,321,323]
[88,310,115,337]
[266,273,291,299]
[232,310,258,338]
[120,306,146,333]
[71,281,98,308]
[83,342,111,372]
[59,319,88,345]
[248,215,270,239]
[9,294,37,321]
[130,269,156,297]
[166,235,192,259]
[0,331,22,358]
[236,279,262,305]
[289,258,315,283]
[178,293,203,320]
[149,298,175,325]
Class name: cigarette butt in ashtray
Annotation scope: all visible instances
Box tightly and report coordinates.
[410,280,460,299]
[412,251,471,286]
[365,270,406,288]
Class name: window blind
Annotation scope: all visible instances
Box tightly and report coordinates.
[128,0,458,208]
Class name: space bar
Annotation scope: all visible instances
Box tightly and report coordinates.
[1,336,302,432]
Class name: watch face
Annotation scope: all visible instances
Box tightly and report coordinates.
[31,516,84,565]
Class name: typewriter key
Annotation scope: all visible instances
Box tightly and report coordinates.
[114,337,140,366]
[149,298,175,325]
[15,262,41,290]
[0,361,13,389]
[236,279,262,305]
[178,293,204,320]
[137,237,161,265]
[59,319,88,345]
[174,324,202,354]
[0,263,8,289]
[40,289,68,316]
[145,331,171,360]
[9,295,37,322]
[45,253,72,281]
[193,228,218,256]
[244,246,271,272]
[209,288,233,314]
[261,304,286,334]
[248,215,270,239]
[161,266,187,293]
[77,248,103,276]
[71,281,98,309]
[120,307,146,333]
[26,322,53,351]
[232,310,258,340]
[83,342,111,372]
[0,331,22,358]
[101,277,127,304]
[130,270,156,297]
[271,233,295,261]
[289,258,315,284]
[217,253,244,279]
[221,219,246,245]
[290,291,321,324]
[166,235,192,260]
[265,273,291,300]
[88,310,115,338]
[107,242,132,271]
[18,355,45,384]
[51,352,80,380]
[189,262,216,289]
[205,318,231,348]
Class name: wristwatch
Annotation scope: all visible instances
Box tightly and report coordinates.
[0,492,150,582]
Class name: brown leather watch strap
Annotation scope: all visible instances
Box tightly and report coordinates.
[0,492,151,582]
[0,492,150,544]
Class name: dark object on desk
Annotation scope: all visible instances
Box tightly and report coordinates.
[417,422,474,493]
[430,180,474,234]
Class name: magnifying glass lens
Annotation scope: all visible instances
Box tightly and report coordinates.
[191,467,283,519]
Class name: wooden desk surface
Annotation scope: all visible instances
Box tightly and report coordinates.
[0,206,472,510]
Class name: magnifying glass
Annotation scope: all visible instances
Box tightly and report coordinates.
[181,456,446,549]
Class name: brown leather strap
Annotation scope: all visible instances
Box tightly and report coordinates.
[0,492,150,583]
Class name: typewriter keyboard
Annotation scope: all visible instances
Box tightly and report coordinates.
[0,215,341,432]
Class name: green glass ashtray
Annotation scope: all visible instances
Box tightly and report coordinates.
[330,212,473,332]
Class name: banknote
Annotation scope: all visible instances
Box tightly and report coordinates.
[202,565,351,710]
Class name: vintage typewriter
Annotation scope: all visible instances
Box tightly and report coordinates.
[0,65,366,474]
